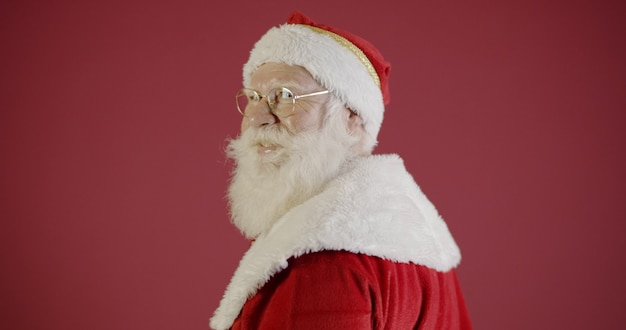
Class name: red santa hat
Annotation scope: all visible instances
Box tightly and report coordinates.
[243,11,391,143]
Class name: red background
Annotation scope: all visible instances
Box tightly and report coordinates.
[2,1,625,329]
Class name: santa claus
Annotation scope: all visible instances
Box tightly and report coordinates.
[210,11,472,330]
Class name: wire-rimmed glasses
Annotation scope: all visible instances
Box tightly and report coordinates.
[236,87,329,118]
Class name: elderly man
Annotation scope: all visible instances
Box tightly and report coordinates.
[210,11,472,330]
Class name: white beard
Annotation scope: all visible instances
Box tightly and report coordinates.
[226,109,358,239]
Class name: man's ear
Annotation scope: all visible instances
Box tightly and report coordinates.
[346,108,365,136]
[344,107,372,155]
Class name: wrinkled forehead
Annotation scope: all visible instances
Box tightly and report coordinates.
[248,62,323,91]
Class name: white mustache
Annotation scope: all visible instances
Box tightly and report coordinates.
[242,126,293,148]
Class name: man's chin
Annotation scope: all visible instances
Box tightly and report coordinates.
[256,143,282,155]
[252,149,288,173]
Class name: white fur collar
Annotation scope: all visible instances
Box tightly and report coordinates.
[210,154,461,329]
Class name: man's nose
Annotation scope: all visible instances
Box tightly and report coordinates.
[245,101,277,128]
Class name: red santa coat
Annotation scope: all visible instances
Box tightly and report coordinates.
[232,251,471,329]
[211,155,471,329]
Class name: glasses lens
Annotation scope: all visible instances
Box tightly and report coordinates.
[236,89,256,115]
[268,87,295,117]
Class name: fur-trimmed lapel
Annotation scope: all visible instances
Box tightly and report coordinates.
[210,154,461,330]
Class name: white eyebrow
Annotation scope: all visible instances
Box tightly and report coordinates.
[250,77,310,93]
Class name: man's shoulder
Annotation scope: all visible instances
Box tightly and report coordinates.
[276,251,394,294]
[290,250,377,268]
[279,250,454,301]
[286,250,435,280]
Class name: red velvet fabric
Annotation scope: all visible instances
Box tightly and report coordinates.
[231,251,472,329]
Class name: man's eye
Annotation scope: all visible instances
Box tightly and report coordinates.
[279,88,294,100]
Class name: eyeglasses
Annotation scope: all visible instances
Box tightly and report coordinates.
[235,87,329,118]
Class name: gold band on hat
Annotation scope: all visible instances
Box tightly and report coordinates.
[299,25,381,88]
